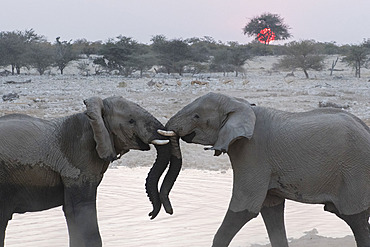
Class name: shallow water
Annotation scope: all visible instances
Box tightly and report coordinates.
[5,167,356,247]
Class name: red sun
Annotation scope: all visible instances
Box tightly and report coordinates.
[257,28,276,44]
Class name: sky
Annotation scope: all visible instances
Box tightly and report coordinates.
[1,0,369,45]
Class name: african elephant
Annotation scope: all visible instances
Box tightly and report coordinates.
[0,96,171,247]
[148,92,370,247]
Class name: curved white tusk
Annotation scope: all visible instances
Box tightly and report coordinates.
[151,139,170,145]
[157,129,177,137]
[204,146,214,150]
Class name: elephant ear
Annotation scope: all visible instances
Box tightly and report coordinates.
[84,97,117,161]
[212,98,256,155]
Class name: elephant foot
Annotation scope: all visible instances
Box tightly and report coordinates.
[212,209,258,247]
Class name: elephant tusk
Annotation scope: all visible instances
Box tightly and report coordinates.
[204,146,214,150]
[157,129,177,137]
[151,139,170,145]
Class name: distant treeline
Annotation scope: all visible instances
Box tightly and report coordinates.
[0,29,369,77]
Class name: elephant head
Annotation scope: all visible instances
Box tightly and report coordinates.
[84,96,174,220]
[145,92,256,218]
[84,96,170,160]
[164,92,255,154]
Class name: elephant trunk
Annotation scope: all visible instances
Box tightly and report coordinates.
[145,143,171,219]
[155,117,183,216]
[144,117,174,219]
[145,117,183,219]
[159,136,182,215]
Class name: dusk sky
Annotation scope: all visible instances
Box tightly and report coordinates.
[1,0,369,45]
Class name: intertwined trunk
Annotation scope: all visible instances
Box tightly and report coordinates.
[145,134,182,219]
[145,144,171,219]
[159,137,182,214]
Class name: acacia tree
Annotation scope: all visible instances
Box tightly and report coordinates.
[210,46,234,76]
[273,40,325,79]
[185,37,213,74]
[72,39,102,58]
[129,43,155,77]
[342,43,369,78]
[28,41,54,75]
[186,36,217,62]
[243,13,291,44]
[0,29,43,74]
[227,42,252,77]
[94,36,148,76]
[54,37,77,75]
[151,35,192,75]
[210,42,252,76]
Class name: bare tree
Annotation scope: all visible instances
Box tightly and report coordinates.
[330,57,339,76]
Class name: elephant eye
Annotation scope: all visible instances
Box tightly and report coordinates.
[194,114,200,119]
[129,119,135,124]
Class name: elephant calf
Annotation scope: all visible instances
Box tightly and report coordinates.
[0,96,171,247]
[148,92,370,247]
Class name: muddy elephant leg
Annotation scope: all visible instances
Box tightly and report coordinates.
[63,186,102,247]
[260,200,289,247]
[212,209,258,247]
[336,210,370,247]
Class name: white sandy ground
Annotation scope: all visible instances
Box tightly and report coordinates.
[1,55,369,246]
[5,167,356,247]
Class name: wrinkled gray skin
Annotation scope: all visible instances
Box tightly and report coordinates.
[157,92,370,247]
[0,96,171,247]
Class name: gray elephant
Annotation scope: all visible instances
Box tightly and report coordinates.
[0,96,171,247]
[147,92,370,247]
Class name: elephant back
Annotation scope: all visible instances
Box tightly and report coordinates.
[0,114,80,180]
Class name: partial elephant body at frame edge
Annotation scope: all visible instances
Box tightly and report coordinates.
[149,92,370,247]
[0,96,172,247]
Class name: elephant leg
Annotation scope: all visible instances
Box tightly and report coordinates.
[0,201,12,247]
[63,204,85,247]
[64,201,102,247]
[63,186,102,247]
[0,218,8,247]
[212,209,258,247]
[260,201,289,247]
[335,210,370,247]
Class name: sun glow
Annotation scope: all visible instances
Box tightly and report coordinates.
[257,28,276,44]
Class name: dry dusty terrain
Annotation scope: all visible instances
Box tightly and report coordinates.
[1,55,369,246]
